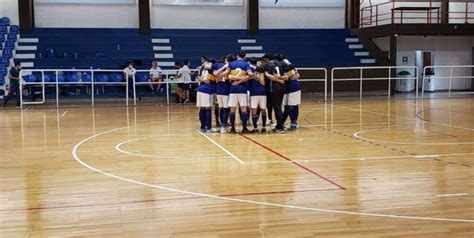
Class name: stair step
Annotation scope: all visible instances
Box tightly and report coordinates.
[16,45,37,51]
[152,38,170,44]
[20,62,34,68]
[241,46,263,51]
[154,46,172,51]
[14,53,35,59]
[360,59,376,64]
[157,61,175,67]
[155,53,174,59]
[354,51,370,57]
[349,44,364,49]
[238,39,256,44]
[345,38,359,43]
[18,38,39,43]
[246,53,265,58]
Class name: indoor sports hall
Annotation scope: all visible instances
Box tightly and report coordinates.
[0,0,473,237]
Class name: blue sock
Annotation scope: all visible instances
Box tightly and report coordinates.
[223,108,230,128]
[252,114,259,129]
[219,109,225,128]
[199,109,206,130]
[229,112,236,130]
[205,109,212,130]
[241,112,248,131]
[261,112,267,128]
[282,105,293,125]
[290,105,299,124]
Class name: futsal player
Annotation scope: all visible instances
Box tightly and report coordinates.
[228,51,253,134]
[196,58,217,133]
[261,53,287,134]
[213,54,234,134]
[279,56,301,130]
[248,58,267,133]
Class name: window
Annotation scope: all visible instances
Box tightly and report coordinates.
[260,0,344,8]
[36,0,135,4]
[153,0,243,6]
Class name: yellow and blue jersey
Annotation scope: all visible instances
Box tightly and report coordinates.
[229,60,252,94]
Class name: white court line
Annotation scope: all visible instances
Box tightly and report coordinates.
[437,193,469,197]
[197,130,246,164]
[115,134,229,160]
[61,111,68,117]
[334,104,474,132]
[353,129,474,145]
[249,152,474,164]
[72,122,474,223]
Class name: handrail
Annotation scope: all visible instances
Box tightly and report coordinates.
[422,65,474,98]
[18,67,329,107]
[331,66,419,101]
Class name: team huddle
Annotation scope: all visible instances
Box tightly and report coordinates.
[195,51,301,134]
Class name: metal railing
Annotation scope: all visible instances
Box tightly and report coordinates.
[422,65,474,98]
[18,67,328,108]
[359,1,474,27]
[331,66,419,101]
[297,67,328,101]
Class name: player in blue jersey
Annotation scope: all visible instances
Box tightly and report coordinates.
[196,58,217,133]
[277,55,301,130]
[248,57,268,133]
[228,51,253,134]
[213,54,234,134]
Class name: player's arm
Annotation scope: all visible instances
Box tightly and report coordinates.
[265,72,284,84]
[213,65,228,77]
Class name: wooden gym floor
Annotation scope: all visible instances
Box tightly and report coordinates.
[0,98,473,237]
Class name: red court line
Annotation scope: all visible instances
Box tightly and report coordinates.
[220,188,341,197]
[238,133,346,190]
[0,188,339,212]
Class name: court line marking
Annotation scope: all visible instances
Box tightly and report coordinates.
[334,104,474,132]
[197,130,246,164]
[248,152,474,164]
[353,129,474,146]
[115,134,227,159]
[61,111,68,117]
[437,193,469,197]
[72,123,474,223]
[238,133,346,190]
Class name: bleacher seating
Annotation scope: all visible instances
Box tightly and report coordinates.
[1,17,19,86]
[15,28,154,70]
[151,29,374,68]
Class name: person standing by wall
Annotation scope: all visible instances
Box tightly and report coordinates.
[3,63,22,108]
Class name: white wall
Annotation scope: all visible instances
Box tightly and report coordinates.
[260,7,345,29]
[151,4,246,29]
[0,0,19,25]
[374,36,474,90]
[34,2,139,28]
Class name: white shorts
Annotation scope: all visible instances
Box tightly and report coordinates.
[283,91,301,106]
[196,92,212,108]
[216,95,229,108]
[250,96,267,109]
[228,93,248,108]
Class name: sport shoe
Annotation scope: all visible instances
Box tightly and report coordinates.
[289,123,298,131]
[230,128,237,134]
[260,128,267,133]
[241,129,250,134]
[249,129,258,134]
[206,128,217,133]
[273,128,285,134]
[199,128,207,132]
[220,127,227,134]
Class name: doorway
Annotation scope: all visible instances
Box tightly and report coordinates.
[416,51,434,92]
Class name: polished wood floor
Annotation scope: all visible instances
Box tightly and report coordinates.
[1,98,473,237]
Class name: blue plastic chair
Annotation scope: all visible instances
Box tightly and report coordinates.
[110,73,123,83]
[82,73,92,82]
[136,73,148,82]
[66,73,80,82]
[9,25,19,33]
[46,48,56,58]
[95,74,109,83]
[1,17,10,25]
